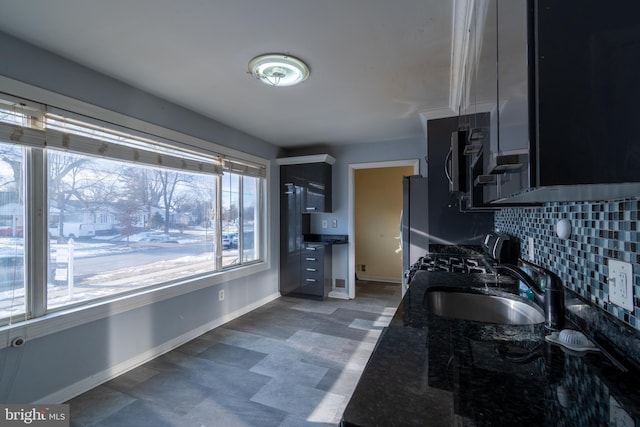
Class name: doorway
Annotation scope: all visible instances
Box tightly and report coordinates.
[347,160,419,299]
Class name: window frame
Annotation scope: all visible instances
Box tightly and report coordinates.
[219,172,264,270]
[0,87,270,341]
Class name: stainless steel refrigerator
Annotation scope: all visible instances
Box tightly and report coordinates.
[401,175,429,295]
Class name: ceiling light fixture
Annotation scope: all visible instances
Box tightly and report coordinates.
[248,54,310,87]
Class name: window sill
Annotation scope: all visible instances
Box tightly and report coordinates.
[0,261,270,349]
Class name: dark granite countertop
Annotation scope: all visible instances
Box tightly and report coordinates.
[303,234,348,245]
[341,271,640,426]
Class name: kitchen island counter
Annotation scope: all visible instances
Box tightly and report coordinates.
[341,271,640,426]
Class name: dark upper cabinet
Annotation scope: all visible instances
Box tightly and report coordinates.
[301,162,332,213]
[280,159,333,213]
[475,0,640,204]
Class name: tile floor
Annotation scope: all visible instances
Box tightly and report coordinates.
[66,281,401,427]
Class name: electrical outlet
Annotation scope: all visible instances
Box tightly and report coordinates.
[608,260,633,311]
[321,220,328,229]
[218,289,225,301]
[331,219,338,228]
[362,264,366,272]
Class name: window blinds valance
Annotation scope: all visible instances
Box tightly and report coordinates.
[0,95,267,178]
[223,157,267,178]
[44,129,222,174]
[0,122,45,148]
[44,114,223,175]
[0,98,46,148]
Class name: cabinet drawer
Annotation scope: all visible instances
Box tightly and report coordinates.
[302,265,320,274]
[303,245,324,262]
[301,270,323,283]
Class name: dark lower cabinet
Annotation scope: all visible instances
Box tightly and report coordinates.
[280,242,332,300]
[297,243,332,299]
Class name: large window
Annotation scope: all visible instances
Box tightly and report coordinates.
[46,150,218,309]
[0,95,266,324]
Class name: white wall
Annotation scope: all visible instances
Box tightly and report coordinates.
[0,31,282,403]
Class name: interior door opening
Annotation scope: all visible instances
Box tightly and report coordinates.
[348,159,419,299]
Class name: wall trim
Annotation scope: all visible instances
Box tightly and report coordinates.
[37,291,281,404]
[356,275,402,284]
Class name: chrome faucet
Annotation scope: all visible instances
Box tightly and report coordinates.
[494,260,565,331]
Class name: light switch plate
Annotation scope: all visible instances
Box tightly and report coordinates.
[608,259,633,311]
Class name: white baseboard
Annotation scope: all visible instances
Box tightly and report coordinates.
[356,275,401,284]
[37,292,281,404]
[328,289,350,300]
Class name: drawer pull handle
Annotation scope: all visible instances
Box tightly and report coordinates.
[306,278,317,282]
[305,257,317,261]
[305,207,317,211]
[284,191,293,195]
[307,247,317,251]
[306,268,317,272]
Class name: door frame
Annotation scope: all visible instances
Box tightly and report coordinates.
[347,159,420,299]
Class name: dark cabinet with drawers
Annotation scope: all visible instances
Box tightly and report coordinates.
[298,243,332,298]
[278,156,335,299]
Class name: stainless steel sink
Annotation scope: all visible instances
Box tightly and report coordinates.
[424,289,545,325]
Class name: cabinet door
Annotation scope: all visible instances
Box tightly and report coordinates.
[491,0,531,201]
[280,165,303,295]
[535,0,640,187]
[301,163,332,213]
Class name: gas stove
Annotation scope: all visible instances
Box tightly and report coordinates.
[404,233,518,285]
[415,253,490,274]
[404,250,490,284]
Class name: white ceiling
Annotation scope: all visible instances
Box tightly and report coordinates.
[0,0,466,148]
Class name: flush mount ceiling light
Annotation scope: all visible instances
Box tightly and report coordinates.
[248,53,310,87]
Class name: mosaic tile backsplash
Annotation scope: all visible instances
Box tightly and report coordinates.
[495,198,640,333]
